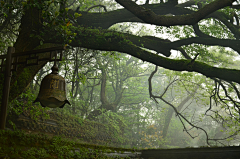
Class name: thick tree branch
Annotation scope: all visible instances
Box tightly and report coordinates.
[170,37,240,53]
[69,3,192,28]
[115,0,236,26]
[42,24,240,84]
[70,0,239,41]
[53,28,240,84]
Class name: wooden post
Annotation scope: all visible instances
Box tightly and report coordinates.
[0,47,14,130]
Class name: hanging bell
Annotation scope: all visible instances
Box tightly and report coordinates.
[34,64,71,108]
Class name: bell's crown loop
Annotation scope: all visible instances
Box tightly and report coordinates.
[51,65,58,74]
[51,51,58,74]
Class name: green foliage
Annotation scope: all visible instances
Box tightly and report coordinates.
[1,0,240,150]
[0,130,134,159]
[9,88,50,123]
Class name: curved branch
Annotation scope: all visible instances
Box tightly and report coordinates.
[176,47,192,59]
[69,0,240,42]
[148,65,159,103]
[205,81,218,115]
[44,26,240,84]
[115,0,236,26]
[87,5,107,12]
[148,66,211,145]
[211,12,240,39]
[148,66,240,145]
[192,24,212,38]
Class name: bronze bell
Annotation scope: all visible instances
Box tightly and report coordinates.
[34,64,71,108]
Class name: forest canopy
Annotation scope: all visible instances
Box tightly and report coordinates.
[1,0,240,148]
